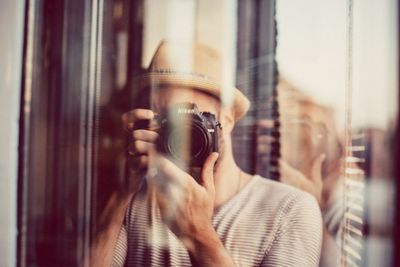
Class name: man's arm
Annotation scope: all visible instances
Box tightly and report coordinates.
[188,224,236,267]
[261,192,323,267]
[83,108,158,267]
[86,193,131,267]
[151,153,237,267]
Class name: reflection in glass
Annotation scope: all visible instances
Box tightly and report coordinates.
[15,0,399,266]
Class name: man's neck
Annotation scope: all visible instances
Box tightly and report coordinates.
[212,153,252,208]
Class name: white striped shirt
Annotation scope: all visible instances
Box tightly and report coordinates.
[112,175,322,267]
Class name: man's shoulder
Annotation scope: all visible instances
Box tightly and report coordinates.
[246,175,320,215]
[249,175,314,200]
[221,175,322,258]
[246,177,323,266]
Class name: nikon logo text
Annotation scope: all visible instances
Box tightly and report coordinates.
[178,108,195,114]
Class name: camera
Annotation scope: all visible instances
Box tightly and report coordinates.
[127,102,220,169]
[155,102,220,168]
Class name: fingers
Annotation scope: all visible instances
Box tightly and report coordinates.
[155,152,219,192]
[153,181,182,231]
[121,109,154,130]
[123,109,158,172]
[127,140,156,156]
[128,155,149,168]
[279,158,324,206]
[150,156,189,215]
[126,140,156,172]
[132,129,159,142]
[309,154,326,206]
[310,153,326,183]
[155,156,188,183]
[200,152,219,193]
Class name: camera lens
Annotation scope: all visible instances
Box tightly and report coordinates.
[166,123,210,163]
[190,123,209,159]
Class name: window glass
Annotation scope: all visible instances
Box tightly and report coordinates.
[17,0,399,266]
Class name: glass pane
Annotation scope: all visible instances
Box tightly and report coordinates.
[17,0,399,266]
[277,0,398,266]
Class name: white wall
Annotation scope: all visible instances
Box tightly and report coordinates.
[0,0,25,266]
[276,0,398,130]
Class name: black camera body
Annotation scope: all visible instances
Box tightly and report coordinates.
[155,102,220,168]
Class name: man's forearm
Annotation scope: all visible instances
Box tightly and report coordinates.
[187,225,236,267]
[86,192,132,267]
[88,222,122,267]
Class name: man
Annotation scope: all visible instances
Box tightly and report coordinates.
[277,80,346,267]
[89,40,322,267]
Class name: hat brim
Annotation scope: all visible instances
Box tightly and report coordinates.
[139,72,250,121]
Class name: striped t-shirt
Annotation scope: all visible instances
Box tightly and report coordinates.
[112,175,322,267]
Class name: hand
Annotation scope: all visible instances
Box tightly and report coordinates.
[87,109,159,267]
[121,108,158,195]
[149,152,219,248]
[279,154,326,207]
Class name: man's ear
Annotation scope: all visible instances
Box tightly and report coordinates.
[220,107,235,133]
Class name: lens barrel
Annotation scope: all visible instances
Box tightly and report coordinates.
[156,103,218,167]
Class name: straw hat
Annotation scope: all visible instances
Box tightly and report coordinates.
[139,40,250,121]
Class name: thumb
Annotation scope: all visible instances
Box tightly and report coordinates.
[311,153,326,183]
[200,152,219,192]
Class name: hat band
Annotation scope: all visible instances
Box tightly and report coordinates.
[146,69,217,82]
